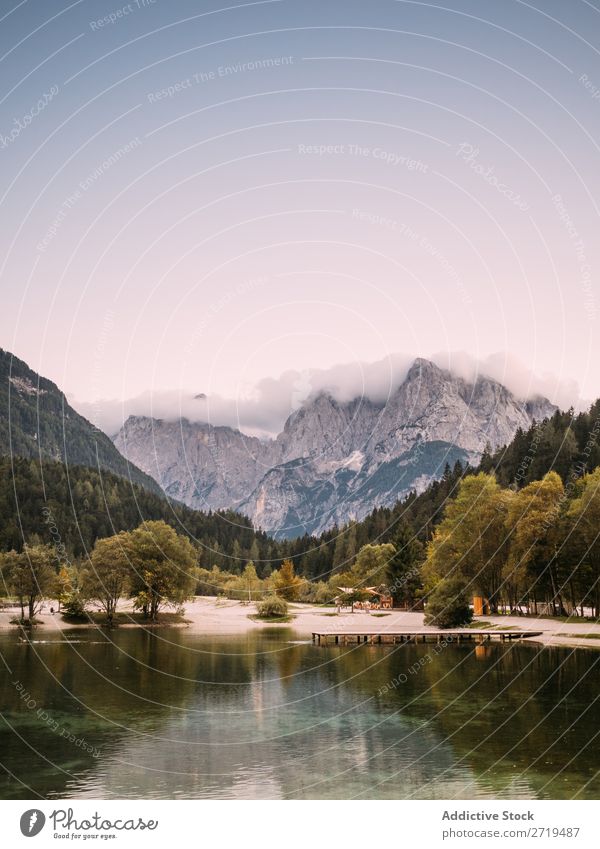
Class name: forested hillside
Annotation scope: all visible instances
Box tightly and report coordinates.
[0,457,278,566]
[0,349,162,495]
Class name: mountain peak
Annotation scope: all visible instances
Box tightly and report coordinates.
[407,357,445,377]
[113,359,556,536]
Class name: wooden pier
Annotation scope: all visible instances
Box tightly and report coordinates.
[312,629,543,645]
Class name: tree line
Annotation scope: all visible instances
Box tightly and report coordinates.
[0,456,426,583]
[0,521,197,623]
[4,469,600,624]
[424,468,600,617]
[0,517,425,624]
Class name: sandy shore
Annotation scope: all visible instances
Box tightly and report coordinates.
[1,597,600,648]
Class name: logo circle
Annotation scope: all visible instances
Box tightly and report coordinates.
[19,810,46,837]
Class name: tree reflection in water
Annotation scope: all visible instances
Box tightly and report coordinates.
[0,629,598,799]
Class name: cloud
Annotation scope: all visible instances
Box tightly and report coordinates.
[431,350,585,412]
[72,351,585,438]
[73,353,415,437]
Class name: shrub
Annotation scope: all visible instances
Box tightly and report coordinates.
[10,616,42,627]
[424,577,473,628]
[256,595,288,619]
[61,590,87,620]
[300,580,331,605]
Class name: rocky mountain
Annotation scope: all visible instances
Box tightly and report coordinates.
[114,358,556,537]
[0,348,163,495]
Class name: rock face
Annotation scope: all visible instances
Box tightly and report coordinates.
[113,358,556,537]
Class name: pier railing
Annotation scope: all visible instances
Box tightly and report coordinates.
[312,629,543,645]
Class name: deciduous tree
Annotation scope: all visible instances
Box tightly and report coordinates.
[353,543,396,586]
[424,473,509,612]
[128,521,196,620]
[566,468,600,617]
[424,576,473,628]
[86,532,133,622]
[504,472,564,613]
[1,544,56,622]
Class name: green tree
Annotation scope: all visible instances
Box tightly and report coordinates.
[231,539,242,571]
[424,473,509,612]
[343,522,358,564]
[56,562,87,618]
[86,531,133,622]
[196,565,230,596]
[566,467,600,617]
[353,543,396,585]
[241,561,261,602]
[61,585,87,618]
[527,416,578,484]
[504,472,564,613]
[332,530,348,569]
[424,576,473,628]
[128,521,196,620]
[387,525,424,607]
[56,564,73,612]
[0,550,23,616]
[248,539,260,571]
[1,544,56,622]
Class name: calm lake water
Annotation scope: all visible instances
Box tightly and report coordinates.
[0,628,598,799]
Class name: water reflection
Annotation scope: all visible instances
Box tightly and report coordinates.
[0,628,598,799]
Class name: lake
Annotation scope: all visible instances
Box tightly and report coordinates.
[0,628,598,799]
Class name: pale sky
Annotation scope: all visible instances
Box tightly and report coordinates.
[1,0,599,432]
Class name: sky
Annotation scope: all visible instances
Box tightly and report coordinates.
[1,0,600,435]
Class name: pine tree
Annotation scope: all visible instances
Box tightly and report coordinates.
[387,525,424,608]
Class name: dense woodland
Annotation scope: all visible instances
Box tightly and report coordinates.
[0,348,162,494]
[425,468,600,618]
[0,456,277,567]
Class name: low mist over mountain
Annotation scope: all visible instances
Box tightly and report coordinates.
[114,358,556,537]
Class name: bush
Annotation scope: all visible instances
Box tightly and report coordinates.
[195,565,235,596]
[424,577,473,628]
[299,580,331,605]
[61,590,87,620]
[256,595,289,619]
[10,616,42,627]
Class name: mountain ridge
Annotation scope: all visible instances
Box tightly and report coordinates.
[0,348,163,496]
[114,357,556,536]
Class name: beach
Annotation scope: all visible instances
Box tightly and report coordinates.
[1,596,600,648]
